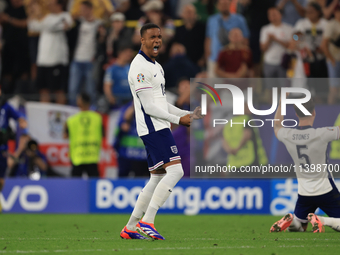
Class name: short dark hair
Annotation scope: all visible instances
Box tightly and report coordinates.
[79,92,91,105]
[308,2,323,18]
[294,99,315,118]
[140,23,160,37]
[268,6,283,15]
[56,0,67,11]
[176,77,189,86]
[81,0,93,8]
[27,139,39,151]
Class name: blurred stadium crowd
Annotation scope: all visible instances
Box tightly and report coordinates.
[1,0,340,178]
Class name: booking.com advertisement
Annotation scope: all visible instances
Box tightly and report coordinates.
[190,78,340,179]
[2,178,340,214]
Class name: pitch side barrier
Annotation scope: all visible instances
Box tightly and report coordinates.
[2,179,339,215]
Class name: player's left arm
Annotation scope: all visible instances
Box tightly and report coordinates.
[320,126,340,142]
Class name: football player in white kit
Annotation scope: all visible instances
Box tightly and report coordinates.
[270,98,340,233]
[120,23,202,240]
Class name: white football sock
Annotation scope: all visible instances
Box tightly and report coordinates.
[126,173,165,231]
[318,216,340,232]
[288,215,305,232]
[142,164,184,224]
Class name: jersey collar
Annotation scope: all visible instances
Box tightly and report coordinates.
[296,125,312,130]
[139,50,155,64]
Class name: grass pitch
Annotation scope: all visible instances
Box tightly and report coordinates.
[0,214,339,255]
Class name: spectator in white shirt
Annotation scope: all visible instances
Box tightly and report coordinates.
[68,1,102,106]
[28,0,73,104]
[294,2,328,102]
[260,7,293,81]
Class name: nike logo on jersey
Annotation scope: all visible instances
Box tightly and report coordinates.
[154,74,157,77]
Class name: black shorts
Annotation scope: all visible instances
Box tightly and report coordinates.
[1,43,30,77]
[72,163,99,178]
[36,65,67,91]
[294,179,340,222]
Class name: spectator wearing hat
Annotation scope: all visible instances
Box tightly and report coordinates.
[106,12,134,58]
[321,3,340,104]
[68,1,102,106]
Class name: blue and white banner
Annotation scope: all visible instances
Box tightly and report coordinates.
[0,179,88,213]
[1,178,339,214]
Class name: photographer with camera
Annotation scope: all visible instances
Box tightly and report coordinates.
[0,88,27,212]
[8,139,51,180]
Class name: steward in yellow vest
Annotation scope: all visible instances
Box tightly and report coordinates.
[63,93,102,177]
[222,114,268,169]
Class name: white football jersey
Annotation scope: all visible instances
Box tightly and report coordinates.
[277,126,340,196]
[128,51,169,136]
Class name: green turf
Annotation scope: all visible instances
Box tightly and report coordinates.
[0,214,339,255]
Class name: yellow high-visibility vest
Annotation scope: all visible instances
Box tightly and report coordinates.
[67,111,102,166]
[223,115,268,168]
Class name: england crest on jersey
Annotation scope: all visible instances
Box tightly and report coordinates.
[171,145,178,154]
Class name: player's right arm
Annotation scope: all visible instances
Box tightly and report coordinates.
[137,90,191,127]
